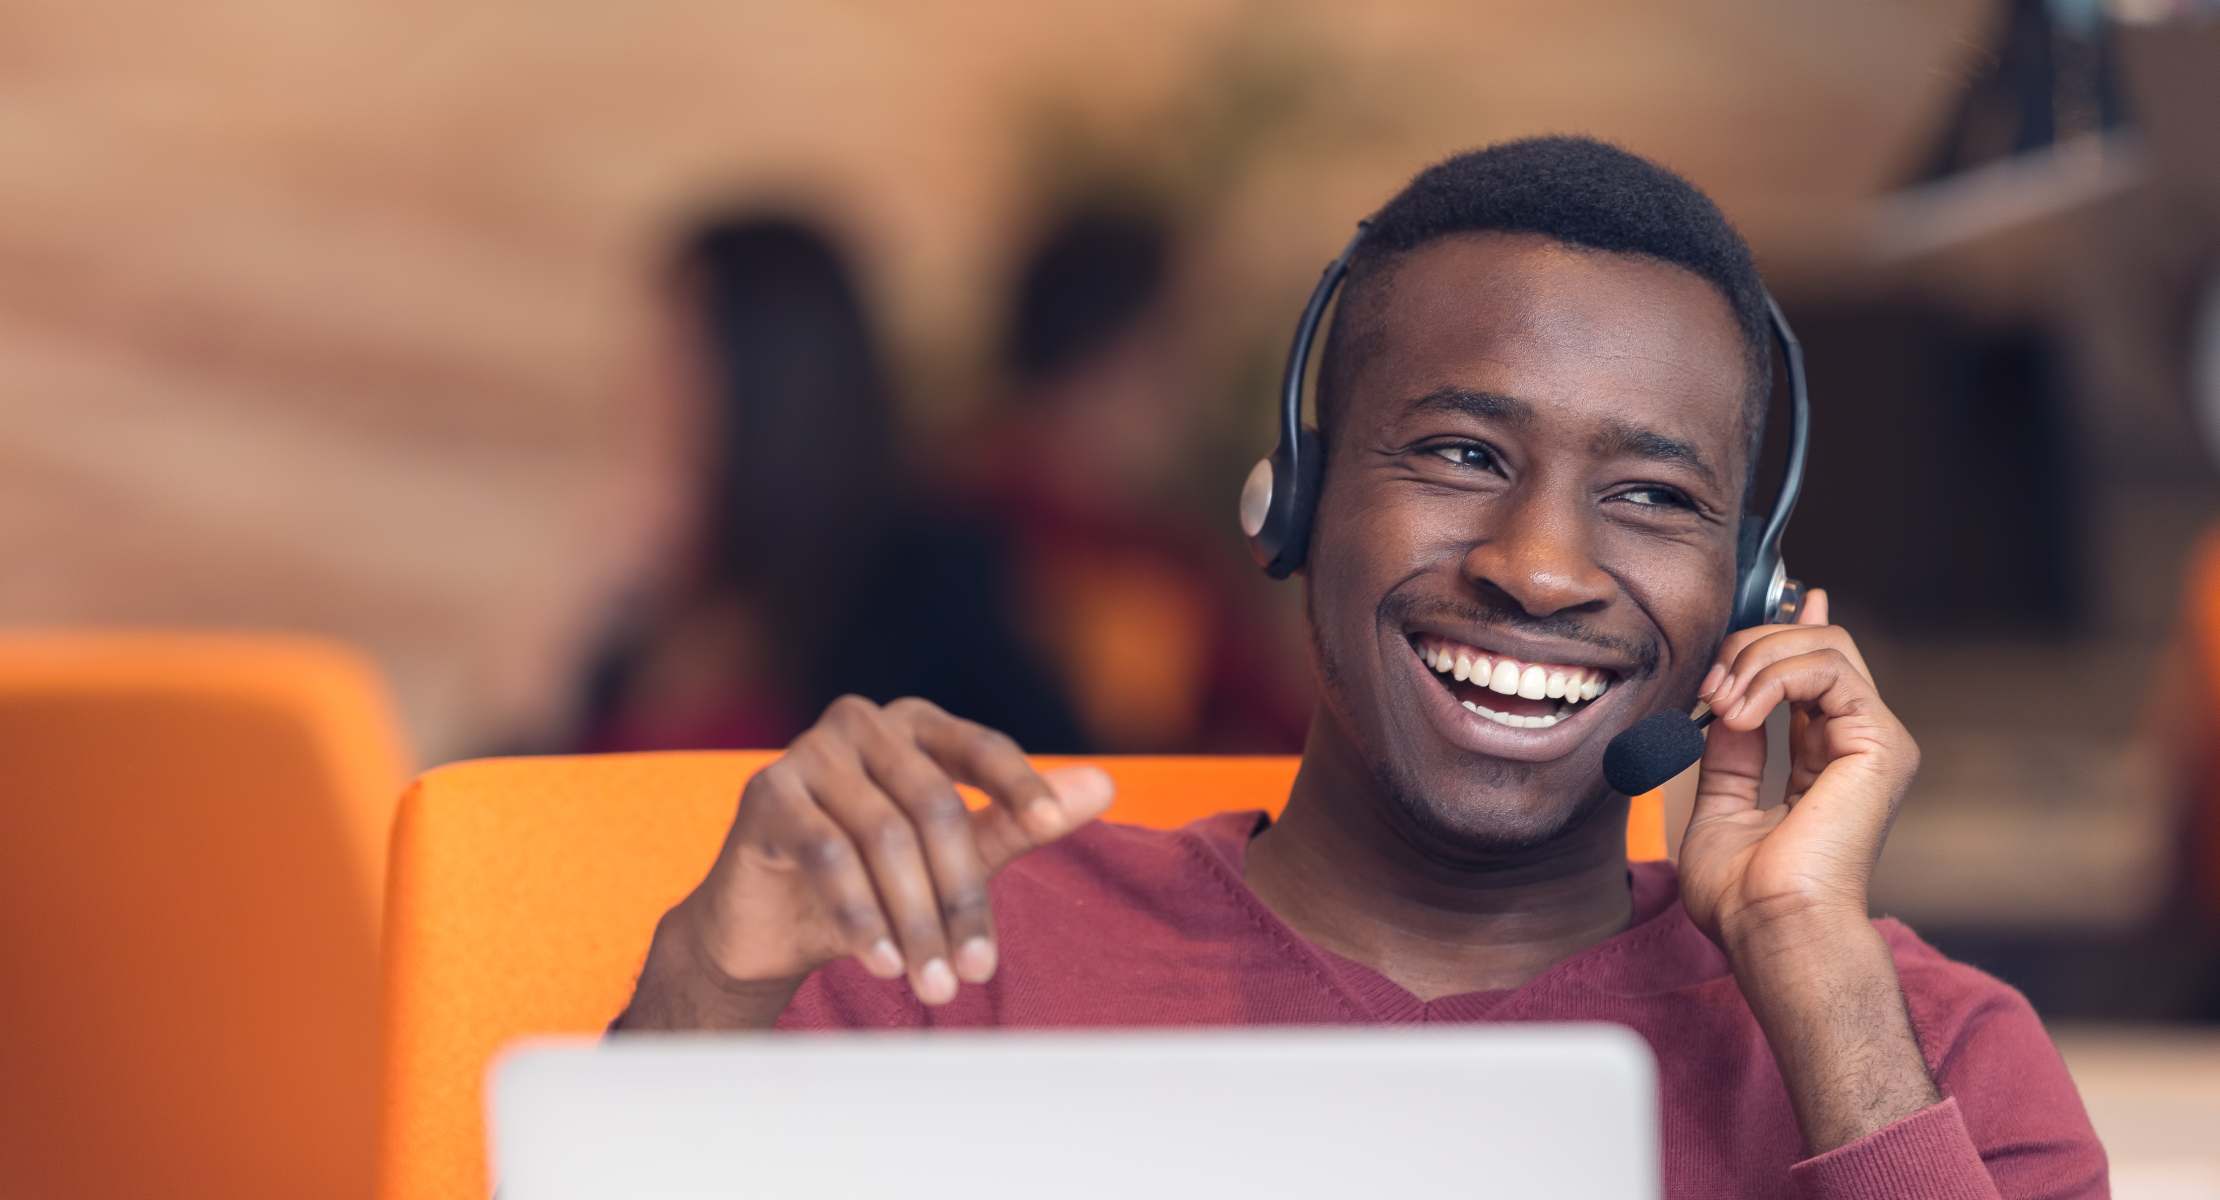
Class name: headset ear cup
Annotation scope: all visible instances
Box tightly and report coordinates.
[1249,428,1322,579]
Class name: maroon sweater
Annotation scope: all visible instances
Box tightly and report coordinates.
[779,812,2108,1199]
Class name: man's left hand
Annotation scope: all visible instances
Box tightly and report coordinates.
[1676,588,1920,952]
[1673,588,1943,1155]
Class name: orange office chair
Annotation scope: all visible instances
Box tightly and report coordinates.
[0,631,408,1200]
[376,750,1665,1200]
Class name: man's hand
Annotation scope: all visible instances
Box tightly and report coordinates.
[1676,588,1919,950]
[617,696,1114,1030]
[1674,590,1942,1155]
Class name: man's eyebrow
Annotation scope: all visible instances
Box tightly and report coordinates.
[1592,419,1720,491]
[1405,387,1534,427]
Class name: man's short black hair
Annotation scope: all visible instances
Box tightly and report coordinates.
[1317,136,1772,471]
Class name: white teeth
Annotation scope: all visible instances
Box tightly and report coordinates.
[1421,639,1611,709]
[1461,698,1562,730]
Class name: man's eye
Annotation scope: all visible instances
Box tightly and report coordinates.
[1615,486,1694,510]
[1427,443,1497,470]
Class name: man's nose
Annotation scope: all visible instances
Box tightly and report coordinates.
[1459,488,1616,618]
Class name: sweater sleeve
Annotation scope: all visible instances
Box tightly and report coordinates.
[1789,958,2107,1199]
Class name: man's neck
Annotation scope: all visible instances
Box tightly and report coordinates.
[1243,725,1635,1002]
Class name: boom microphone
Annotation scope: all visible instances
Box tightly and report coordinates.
[1602,702,1715,796]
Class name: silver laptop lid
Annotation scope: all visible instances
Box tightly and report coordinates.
[491,1026,1658,1200]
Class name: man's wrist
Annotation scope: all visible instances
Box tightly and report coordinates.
[1719,901,1942,1155]
[614,896,805,1032]
[1719,897,1874,974]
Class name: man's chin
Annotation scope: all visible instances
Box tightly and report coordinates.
[1372,756,1617,861]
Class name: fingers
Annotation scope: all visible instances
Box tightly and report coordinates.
[791,718,962,1004]
[971,765,1116,870]
[896,699,1115,868]
[750,765,904,980]
[1690,640,1902,825]
[1725,646,1919,852]
[737,696,1117,1009]
[1704,620,1873,723]
[1689,708,1768,824]
[1710,646,1918,806]
[840,703,1000,986]
[1713,646,1884,732]
[1687,592,1855,824]
[1786,706,1826,801]
[1800,587,1830,627]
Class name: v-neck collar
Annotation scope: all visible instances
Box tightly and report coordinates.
[1172,810,1709,1023]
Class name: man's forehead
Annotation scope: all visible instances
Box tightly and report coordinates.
[1348,234,1750,464]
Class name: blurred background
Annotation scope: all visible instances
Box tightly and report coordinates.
[7,0,2220,1193]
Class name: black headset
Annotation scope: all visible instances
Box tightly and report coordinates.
[1239,221,1809,633]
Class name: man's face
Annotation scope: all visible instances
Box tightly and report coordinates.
[1305,231,1749,852]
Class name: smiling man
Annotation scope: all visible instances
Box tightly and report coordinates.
[617,138,2107,1197]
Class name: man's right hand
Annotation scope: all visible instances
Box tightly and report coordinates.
[618,696,1115,1030]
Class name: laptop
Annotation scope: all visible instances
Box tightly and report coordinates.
[490,1025,1658,1199]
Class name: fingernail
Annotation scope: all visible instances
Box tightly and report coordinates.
[954,936,997,982]
[1699,665,1726,698]
[917,957,958,1005]
[1067,765,1114,802]
[1025,797,1065,836]
[1727,696,1750,723]
[862,938,904,979]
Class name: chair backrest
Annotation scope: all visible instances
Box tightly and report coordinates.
[376,751,1666,1200]
[0,631,408,1200]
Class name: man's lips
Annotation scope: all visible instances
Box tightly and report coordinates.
[1397,632,1633,762]
[1408,633,1620,729]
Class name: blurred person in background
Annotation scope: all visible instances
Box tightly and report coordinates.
[573,213,1085,754]
[958,201,1310,753]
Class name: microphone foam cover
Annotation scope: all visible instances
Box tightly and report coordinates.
[1602,711,1707,796]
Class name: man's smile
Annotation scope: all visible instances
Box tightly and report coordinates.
[1398,629,1637,762]
[1412,634,1614,727]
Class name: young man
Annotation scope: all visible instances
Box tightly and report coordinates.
[618,138,2107,1197]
